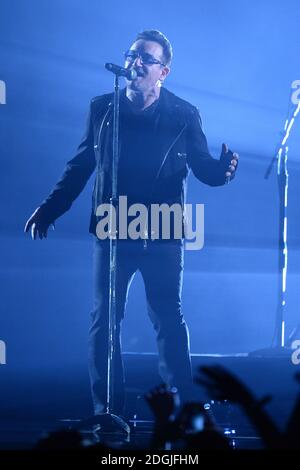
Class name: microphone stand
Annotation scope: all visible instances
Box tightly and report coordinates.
[250,93,300,357]
[84,73,130,435]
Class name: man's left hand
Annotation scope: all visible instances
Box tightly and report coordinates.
[220,143,239,182]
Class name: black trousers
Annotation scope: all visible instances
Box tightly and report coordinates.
[88,238,193,415]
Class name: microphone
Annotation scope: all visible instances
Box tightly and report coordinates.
[105,63,137,80]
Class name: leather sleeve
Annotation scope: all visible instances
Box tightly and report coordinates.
[186,106,230,186]
[38,99,96,223]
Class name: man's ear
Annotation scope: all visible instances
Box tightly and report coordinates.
[160,66,170,83]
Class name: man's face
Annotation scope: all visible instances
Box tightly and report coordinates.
[124,39,170,93]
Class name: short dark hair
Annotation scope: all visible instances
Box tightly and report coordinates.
[134,30,173,67]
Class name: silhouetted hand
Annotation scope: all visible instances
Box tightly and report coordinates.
[295,372,300,384]
[195,365,256,407]
[197,365,280,449]
[144,383,179,423]
[24,207,54,240]
[284,372,300,449]
[220,143,239,182]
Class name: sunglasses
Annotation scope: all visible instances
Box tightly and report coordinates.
[124,50,166,67]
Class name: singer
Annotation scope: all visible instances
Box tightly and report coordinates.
[24,30,239,421]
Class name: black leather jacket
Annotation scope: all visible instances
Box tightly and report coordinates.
[38,87,232,235]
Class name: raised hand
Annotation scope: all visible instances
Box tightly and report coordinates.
[195,364,255,407]
[144,383,179,423]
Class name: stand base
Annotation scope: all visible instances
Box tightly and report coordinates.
[92,413,130,435]
[69,413,130,436]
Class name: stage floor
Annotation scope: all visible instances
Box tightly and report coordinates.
[0,417,263,451]
[0,353,298,451]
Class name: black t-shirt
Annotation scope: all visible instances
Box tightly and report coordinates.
[117,93,161,206]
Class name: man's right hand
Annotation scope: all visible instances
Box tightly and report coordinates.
[24,207,54,240]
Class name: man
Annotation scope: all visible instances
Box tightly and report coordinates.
[25,30,239,418]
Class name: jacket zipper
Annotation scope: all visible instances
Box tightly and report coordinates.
[94,103,112,214]
[143,123,187,249]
